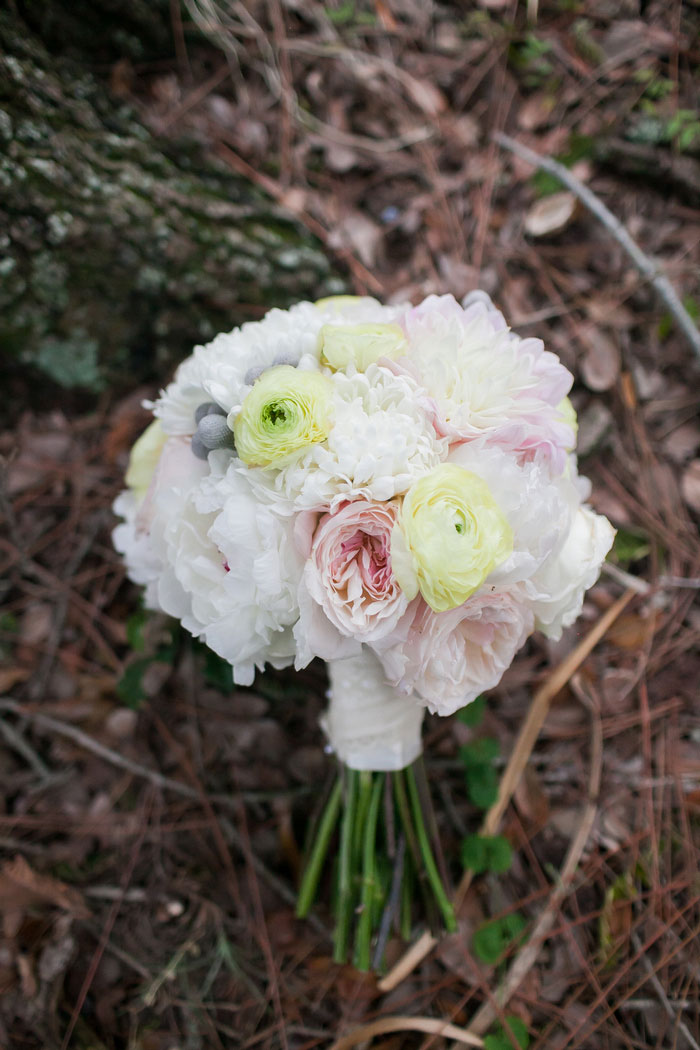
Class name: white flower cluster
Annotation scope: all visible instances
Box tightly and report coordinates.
[114,294,614,723]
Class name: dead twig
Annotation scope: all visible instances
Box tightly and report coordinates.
[493,131,700,363]
[0,717,51,779]
[378,588,635,993]
[329,1015,483,1050]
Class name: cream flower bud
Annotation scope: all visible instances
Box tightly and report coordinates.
[392,464,513,612]
[557,396,578,450]
[231,365,332,467]
[314,295,366,311]
[319,322,408,372]
[125,419,167,501]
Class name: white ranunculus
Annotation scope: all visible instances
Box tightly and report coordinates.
[248,363,447,511]
[526,505,616,638]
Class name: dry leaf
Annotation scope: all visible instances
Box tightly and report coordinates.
[517,93,556,132]
[0,667,30,692]
[606,612,656,650]
[19,603,54,648]
[402,74,447,117]
[576,402,614,455]
[580,331,621,392]
[681,459,700,514]
[513,766,550,826]
[0,855,91,921]
[524,191,578,237]
[663,422,700,464]
[327,212,382,268]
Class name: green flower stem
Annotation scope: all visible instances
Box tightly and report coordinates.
[414,757,451,891]
[296,777,342,918]
[353,770,374,866]
[354,773,385,971]
[372,834,406,971]
[392,768,438,929]
[400,853,413,942]
[333,768,359,964]
[405,765,457,933]
[391,769,422,870]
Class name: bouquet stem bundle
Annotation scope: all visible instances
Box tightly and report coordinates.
[297,760,456,970]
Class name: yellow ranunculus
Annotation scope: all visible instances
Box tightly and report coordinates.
[319,322,408,372]
[125,419,167,502]
[391,464,513,612]
[231,365,332,467]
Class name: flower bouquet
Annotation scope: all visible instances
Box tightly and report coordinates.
[114,292,613,967]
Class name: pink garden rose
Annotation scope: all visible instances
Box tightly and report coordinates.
[378,587,534,715]
[294,500,410,666]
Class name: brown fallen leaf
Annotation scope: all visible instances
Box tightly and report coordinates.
[606,611,657,650]
[0,855,91,921]
[580,330,621,392]
[517,93,556,132]
[403,73,447,117]
[513,765,550,827]
[681,459,700,514]
[524,191,578,238]
[0,667,30,692]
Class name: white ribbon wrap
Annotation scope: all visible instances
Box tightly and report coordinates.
[322,648,425,771]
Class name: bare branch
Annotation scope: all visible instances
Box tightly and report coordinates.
[493,131,700,363]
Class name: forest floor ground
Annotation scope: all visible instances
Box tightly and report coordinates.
[1,2,700,1048]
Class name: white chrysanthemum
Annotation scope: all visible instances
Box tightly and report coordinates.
[247,363,447,511]
[151,297,405,435]
[526,505,615,639]
[400,294,574,471]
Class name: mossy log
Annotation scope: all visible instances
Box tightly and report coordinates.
[0,9,345,397]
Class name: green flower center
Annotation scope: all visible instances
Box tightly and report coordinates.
[263,401,292,428]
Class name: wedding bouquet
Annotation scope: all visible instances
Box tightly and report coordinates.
[114,292,614,965]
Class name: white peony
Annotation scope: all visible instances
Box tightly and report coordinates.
[113,436,208,611]
[399,294,574,471]
[526,505,616,639]
[194,453,308,684]
[112,489,163,601]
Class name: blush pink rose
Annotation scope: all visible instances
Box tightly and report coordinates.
[377,588,534,716]
[294,500,410,666]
